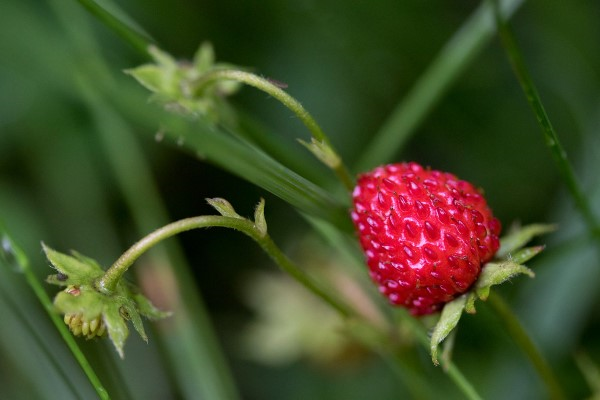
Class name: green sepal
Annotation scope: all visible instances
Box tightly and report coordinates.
[429,223,553,365]
[509,245,545,264]
[53,289,105,322]
[103,302,129,359]
[253,198,268,237]
[44,243,104,286]
[298,138,341,169]
[474,261,534,301]
[43,245,171,358]
[430,294,467,365]
[206,198,243,219]
[122,299,148,343]
[497,223,556,259]
[128,283,172,320]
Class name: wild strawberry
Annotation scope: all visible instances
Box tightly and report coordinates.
[351,162,501,315]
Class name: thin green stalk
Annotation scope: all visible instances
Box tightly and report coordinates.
[356,0,524,172]
[487,293,566,400]
[0,230,109,400]
[489,0,600,239]
[394,310,483,400]
[191,69,355,191]
[97,215,352,317]
[75,0,155,56]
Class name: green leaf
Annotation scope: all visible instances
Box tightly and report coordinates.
[430,294,467,365]
[298,138,342,169]
[497,224,556,259]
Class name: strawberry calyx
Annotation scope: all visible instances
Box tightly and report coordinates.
[430,223,556,365]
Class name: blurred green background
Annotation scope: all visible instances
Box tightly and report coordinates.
[1,0,599,399]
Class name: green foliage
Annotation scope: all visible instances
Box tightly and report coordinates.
[1,0,599,399]
[44,244,170,357]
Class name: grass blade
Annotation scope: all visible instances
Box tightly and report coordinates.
[75,0,155,55]
[0,226,109,399]
[489,0,600,240]
[355,0,524,172]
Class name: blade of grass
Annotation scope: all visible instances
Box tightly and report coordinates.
[489,0,600,241]
[75,0,155,56]
[110,95,353,230]
[487,293,566,400]
[355,0,525,172]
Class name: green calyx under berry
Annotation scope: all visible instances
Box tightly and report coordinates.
[429,223,556,365]
[44,243,171,358]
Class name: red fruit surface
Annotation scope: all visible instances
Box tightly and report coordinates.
[351,162,501,315]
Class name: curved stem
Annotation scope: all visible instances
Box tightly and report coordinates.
[487,293,566,400]
[96,215,352,317]
[191,69,355,191]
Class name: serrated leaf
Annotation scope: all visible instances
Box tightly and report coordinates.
[474,262,534,301]
[497,223,556,258]
[206,198,243,218]
[253,198,267,237]
[430,294,467,365]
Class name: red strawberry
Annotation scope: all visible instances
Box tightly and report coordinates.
[351,162,501,315]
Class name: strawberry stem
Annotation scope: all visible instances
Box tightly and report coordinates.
[190,69,355,191]
[96,215,353,317]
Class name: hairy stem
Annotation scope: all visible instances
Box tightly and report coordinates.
[96,215,352,317]
[191,69,355,191]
